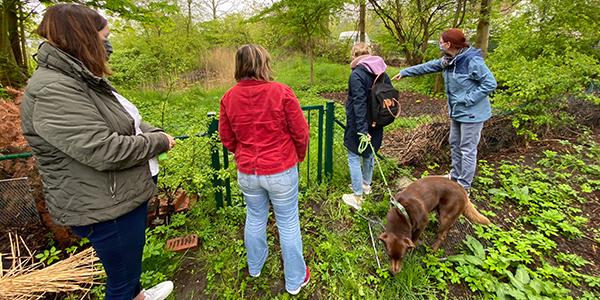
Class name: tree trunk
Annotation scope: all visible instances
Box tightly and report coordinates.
[475,0,493,58]
[433,74,444,95]
[19,2,26,73]
[309,43,314,86]
[7,0,22,69]
[359,1,366,43]
[212,1,217,20]
[187,0,191,35]
[405,51,423,66]
[0,0,25,87]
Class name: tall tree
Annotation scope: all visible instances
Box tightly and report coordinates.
[201,0,233,20]
[474,0,493,58]
[0,0,25,87]
[359,0,366,43]
[255,0,344,85]
[367,0,468,66]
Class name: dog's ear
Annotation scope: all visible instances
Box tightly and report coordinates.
[378,232,389,243]
[404,237,415,249]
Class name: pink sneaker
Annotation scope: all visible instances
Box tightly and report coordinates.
[287,266,310,295]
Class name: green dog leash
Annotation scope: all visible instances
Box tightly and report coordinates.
[357,133,395,201]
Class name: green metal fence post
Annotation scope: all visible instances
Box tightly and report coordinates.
[317,106,324,184]
[324,101,334,179]
[208,112,224,209]
[222,144,232,206]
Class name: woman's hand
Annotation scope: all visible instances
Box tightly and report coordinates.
[162,132,176,151]
[392,73,402,81]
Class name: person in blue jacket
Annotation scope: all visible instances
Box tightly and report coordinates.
[392,29,497,195]
[343,42,392,209]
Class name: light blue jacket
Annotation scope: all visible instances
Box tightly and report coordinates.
[400,47,497,123]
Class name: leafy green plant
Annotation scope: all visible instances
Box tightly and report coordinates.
[35,246,62,265]
[65,238,90,255]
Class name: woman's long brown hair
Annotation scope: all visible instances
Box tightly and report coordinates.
[37,4,112,77]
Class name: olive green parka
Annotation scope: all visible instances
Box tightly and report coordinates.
[21,42,170,227]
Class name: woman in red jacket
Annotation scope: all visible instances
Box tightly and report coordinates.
[219,44,310,295]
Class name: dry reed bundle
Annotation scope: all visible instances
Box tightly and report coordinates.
[0,233,105,300]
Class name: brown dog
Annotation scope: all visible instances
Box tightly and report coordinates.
[378,176,491,274]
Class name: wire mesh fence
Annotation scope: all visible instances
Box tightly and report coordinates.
[331,109,350,180]
[0,177,39,226]
[0,146,74,246]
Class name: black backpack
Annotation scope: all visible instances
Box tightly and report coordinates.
[364,71,401,128]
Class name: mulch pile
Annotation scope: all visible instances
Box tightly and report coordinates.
[0,87,27,149]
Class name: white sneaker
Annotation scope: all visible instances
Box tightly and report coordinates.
[342,194,363,210]
[250,271,261,278]
[143,281,174,300]
[348,183,371,195]
[442,174,451,180]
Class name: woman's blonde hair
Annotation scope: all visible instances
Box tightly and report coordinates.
[234,44,274,82]
[351,42,371,58]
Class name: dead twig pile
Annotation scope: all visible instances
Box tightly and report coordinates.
[0,233,105,300]
[382,122,450,166]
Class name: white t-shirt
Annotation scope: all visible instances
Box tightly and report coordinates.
[112,91,159,176]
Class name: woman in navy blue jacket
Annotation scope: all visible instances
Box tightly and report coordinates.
[393,29,497,195]
[343,43,391,209]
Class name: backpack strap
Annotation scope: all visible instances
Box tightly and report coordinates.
[356,68,386,88]
[384,98,402,118]
[372,72,385,88]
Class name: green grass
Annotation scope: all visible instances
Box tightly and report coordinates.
[119,86,227,130]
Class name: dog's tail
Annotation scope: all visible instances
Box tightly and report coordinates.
[463,200,491,225]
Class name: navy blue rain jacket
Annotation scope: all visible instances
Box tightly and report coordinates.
[344,65,391,158]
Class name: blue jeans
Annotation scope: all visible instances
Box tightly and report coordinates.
[347,150,374,196]
[71,201,148,300]
[237,166,306,291]
[449,120,484,190]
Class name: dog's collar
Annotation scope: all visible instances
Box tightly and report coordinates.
[390,200,411,224]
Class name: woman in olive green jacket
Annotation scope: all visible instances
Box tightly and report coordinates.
[21,4,175,300]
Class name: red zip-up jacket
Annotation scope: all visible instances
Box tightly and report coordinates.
[219,79,309,175]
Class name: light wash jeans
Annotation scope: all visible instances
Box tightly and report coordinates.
[449,120,484,191]
[237,165,306,291]
[347,150,374,196]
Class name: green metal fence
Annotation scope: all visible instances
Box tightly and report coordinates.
[209,101,336,208]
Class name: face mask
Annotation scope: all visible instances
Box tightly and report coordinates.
[439,43,447,53]
[102,39,113,61]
